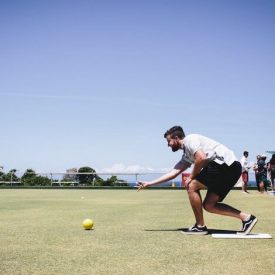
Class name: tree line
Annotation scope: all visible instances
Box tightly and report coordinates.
[0,166,128,187]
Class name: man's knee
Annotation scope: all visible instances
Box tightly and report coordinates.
[203,201,215,212]
[187,179,204,193]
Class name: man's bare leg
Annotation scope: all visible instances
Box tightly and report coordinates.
[202,191,250,220]
[187,180,207,226]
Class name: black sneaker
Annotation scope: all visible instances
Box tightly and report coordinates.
[184,224,208,235]
[239,215,258,234]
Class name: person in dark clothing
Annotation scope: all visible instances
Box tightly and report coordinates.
[257,155,268,193]
[253,155,261,192]
[267,154,275,191]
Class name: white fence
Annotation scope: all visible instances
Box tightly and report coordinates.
[0,172,183,187]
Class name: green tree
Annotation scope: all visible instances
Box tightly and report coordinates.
[32,175,51,186]
[21,169,51,186]
[93,177,104,186]
[0,170,5,185]
[21,169,36,186]
[2,169,20,185]
[76,167,97,185]
[102,176,128,187]
[62,168,77,185]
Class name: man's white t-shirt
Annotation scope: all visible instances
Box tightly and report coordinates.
[180,134,237,166]
[240,156,250,172]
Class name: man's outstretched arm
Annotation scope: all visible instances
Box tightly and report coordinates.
[136,161,190,191]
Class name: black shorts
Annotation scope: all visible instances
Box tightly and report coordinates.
[195,161,242,201]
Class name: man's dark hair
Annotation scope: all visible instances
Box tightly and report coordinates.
[164,126,185,139]
[244,151,249,155]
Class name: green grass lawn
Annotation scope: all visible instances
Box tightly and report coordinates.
[0,189,274,275]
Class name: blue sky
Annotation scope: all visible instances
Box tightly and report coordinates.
[1,0,275,174]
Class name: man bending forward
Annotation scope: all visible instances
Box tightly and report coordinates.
[137,126,257,235]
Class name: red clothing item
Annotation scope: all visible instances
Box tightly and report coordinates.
[241,171,248,183]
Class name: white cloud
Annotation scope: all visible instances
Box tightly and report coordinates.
[101,163,167,174]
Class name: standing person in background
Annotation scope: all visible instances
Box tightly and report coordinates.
[240,151,250,194]
[257,155,268,193]
[267,154,275,191]
[253,155,261,192]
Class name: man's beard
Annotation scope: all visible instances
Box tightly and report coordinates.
[172,146,179,152]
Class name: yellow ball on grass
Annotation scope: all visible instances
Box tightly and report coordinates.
[82,218,94,230]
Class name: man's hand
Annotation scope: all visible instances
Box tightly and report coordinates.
[135,181,150,191]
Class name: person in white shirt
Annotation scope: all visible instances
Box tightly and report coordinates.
[137,126,257,235]
[240,151,251,193]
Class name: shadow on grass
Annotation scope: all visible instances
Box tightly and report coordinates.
[144,228,238,234]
